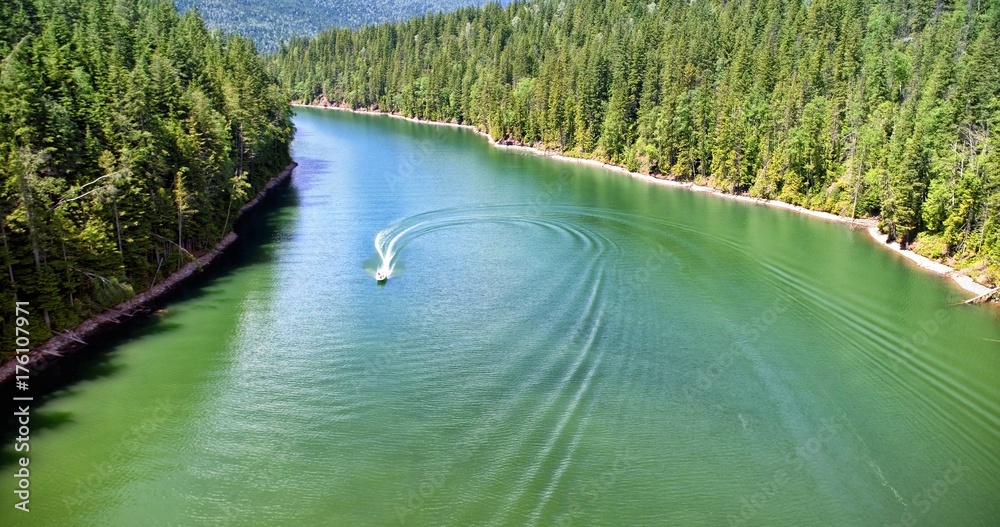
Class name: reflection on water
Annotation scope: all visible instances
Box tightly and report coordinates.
[2,107,998,527]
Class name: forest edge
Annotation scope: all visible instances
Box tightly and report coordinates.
[0,162,298,391]
[2,94,995,390]
[297,101,996,303]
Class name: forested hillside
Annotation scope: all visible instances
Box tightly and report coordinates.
[173,0,495,51]
[0,0,292,356]
[273,0,1000,284]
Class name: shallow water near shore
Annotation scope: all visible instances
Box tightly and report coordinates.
[2,107,999,526]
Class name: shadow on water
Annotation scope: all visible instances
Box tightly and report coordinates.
[0,180,301,445]
[0,410,75,467]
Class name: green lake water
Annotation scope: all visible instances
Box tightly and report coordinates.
[3,106,999,526]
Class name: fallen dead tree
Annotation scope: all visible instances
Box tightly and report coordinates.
[964,288,999,305]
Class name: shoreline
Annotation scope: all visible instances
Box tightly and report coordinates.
[0,162,298,390]
[295,104,875,228]
[866,227,995,299]
[295,102,995,301]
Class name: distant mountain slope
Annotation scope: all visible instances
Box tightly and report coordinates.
[174,0,493,50]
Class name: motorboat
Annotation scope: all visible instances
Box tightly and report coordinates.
[375,269,388,283]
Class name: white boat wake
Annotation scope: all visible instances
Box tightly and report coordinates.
[371,204,715,283]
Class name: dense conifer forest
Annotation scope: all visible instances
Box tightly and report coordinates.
[0,0,292,357]
[273,0,1000,284]
[3,0,998,359]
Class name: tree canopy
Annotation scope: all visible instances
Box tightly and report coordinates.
[273,0,1000,283]
[0,0,293,357]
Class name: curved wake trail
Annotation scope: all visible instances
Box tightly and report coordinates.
[370,204,835,522]
[371,204,754,282]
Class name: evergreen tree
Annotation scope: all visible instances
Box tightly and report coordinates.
[271,0,1000,284]
[0,0,293,357]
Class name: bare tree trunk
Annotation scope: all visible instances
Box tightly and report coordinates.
[113,198,123,255]
[62,239,73,304]
[220,196,234,242]
[17,166,42,272]
[222,125,246,240]
[851,142,862,219]
[177,206,183,271]
[150,253,165,288]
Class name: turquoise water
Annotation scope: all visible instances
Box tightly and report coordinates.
[2,107,999,526]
